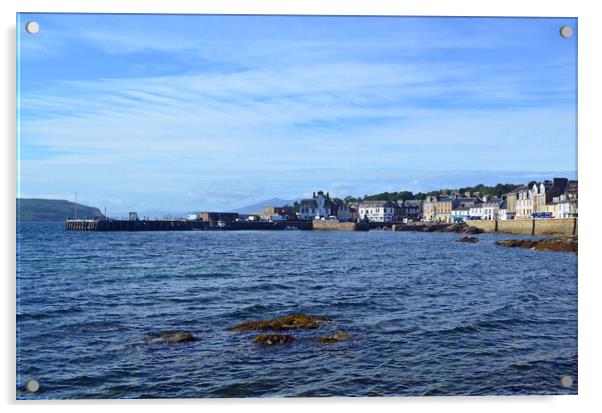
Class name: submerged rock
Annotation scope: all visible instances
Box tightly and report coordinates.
[147,331,198,344]
[318,331,353,343]
[252,333,295,346]
[455,236,480,243]
[494,239,577,254]
[229,314,331,332]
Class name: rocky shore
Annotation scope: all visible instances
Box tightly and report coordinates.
[494,237,578,254]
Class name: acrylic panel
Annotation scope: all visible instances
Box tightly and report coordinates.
[16,13,578,399]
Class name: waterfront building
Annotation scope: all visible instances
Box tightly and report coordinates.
[437,197,454,223]
[423,195,455,223]
[297,190,334,220]
[532,178,569,215]
[544,202,559,218]
[422,196,437,221]
[332,198,353,221]
[504,186,525,220]
[451,207,470,223]
[553,180,578,218]
[531,182,548,214]
[358,200,400,222]
[452,196,479,209]
[567,180,578,217]
[402,199,423,221]
[482,198,501,220]
[515,186,533,220]
[426,193,483,223]
[510,178,571,220]
[469,203,485,220]
[498,200,508,221]
[260,206,288,220]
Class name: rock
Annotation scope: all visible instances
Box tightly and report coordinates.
[147,331,198,344]
[533,239,578,254]
[443,223,464,233]
[443,223,484,234]
[229,313,331,332]
[494,239,537,249]
[455,236,480,243]
[318,331,353,343]
[463,226,484,234]
[252,333,295,346]
[494,239,577,254]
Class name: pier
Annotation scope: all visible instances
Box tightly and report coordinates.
[65,219,314,232]
[64,218,453,232]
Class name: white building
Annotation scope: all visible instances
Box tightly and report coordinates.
[469,204,485,220]
[483,201,500,221]
[297,191,334,220]
[358,200,399,222]
[451,207,470,223]
[554,194,571,219]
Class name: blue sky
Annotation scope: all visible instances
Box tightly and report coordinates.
[17,14,577,214]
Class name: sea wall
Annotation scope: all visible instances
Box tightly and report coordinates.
[312,220,369,231]
[469,218,577,236]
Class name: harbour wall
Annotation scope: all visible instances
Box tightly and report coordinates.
[469,218,577,236]
[312,220,369,231]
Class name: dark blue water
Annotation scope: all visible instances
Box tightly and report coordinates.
[16,223,577,398]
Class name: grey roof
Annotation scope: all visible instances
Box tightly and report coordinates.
[359,200,397,208]
[299,199,317,208]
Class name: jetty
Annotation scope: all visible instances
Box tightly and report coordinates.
[65,219,314,232]
[64,217,455,232]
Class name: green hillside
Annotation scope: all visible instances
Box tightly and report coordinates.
[17,198,104,222]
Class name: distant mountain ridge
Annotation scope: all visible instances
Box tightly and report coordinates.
[230,198,298,214]
[17,198,104,222]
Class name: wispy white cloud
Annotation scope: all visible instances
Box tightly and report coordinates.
[17,14,577,212]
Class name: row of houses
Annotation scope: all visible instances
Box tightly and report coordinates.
[188,178,577,225]
[294,191,424,222]
[423,177,578,223]
[295,178,578,223]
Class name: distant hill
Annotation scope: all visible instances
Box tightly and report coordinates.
[17,198,104,222]
[230,198,298,214]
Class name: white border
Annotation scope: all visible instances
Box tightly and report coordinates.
[2,1,601,412]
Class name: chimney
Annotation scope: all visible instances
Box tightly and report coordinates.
[313,192,316,198]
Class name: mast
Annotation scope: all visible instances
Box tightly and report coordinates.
[74,191,78,219]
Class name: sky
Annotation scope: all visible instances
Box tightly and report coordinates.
[17,14,577,215]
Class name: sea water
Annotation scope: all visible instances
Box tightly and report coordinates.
[16,223,578,398]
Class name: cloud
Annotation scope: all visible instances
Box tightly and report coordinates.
[17,15,577,211]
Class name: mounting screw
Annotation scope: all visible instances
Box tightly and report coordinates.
[25,21,40,34]
[559,26,573,38]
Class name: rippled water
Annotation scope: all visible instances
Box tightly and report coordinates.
[16,223,577,398]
